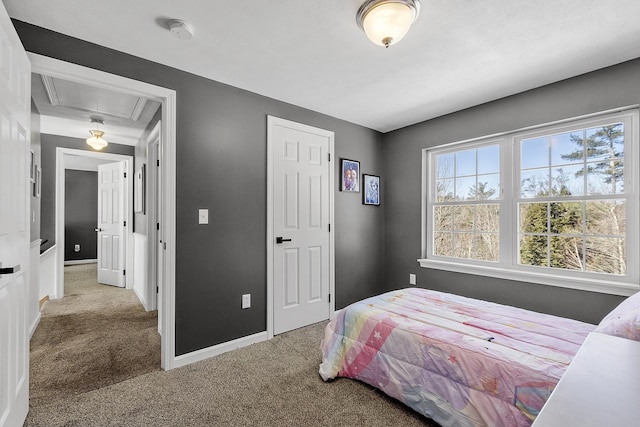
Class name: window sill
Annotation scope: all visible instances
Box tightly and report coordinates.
[418,258,639,297]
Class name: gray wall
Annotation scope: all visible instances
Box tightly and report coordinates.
[13,21,386,355]
[382,58,640,324]
[39,134,135,253]
[64,170,98,261]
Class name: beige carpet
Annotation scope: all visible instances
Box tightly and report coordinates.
[29,263,161,407]
[26,265,438,426]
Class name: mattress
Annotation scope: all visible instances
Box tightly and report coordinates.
[319,288,595,427]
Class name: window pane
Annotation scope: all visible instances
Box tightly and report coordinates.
[476,204,499,232]
[519,203,548,233]
[552,165,584,196]
[586,237,625,275]
[434,232,453,257]
[550,236,583,270]
[521,168,549,198]
[436,153,454,178]
[521,136,548,169]
[520,235,548,267]
[477,234,499,262]
[456,176,477,200]
[436,179,454,201]
[549,202,583,235]
[586,200,625,236]
[587,160,623,195]
[456,149,476,176]
[551,131,583,166]
[585,124,624,161]
[453,206,474,231]
[477,174,500,200]
[433,206,453,231]
[477,145,500,174]
[453,232,474,258]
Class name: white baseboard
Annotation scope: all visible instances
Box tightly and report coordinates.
[64,259,97,266]
[172,331,268,369]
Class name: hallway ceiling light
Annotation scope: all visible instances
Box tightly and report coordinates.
[356,0,420,48]
[86,118,108,150]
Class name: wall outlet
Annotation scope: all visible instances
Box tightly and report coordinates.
[242,294,251,309]
[409,273,416,285]
[74,244,81,253]
[198,208,209,224]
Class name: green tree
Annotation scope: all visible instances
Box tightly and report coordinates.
[561,124,624,194]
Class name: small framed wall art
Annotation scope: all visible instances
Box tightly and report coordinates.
[363,174,380,206]
[340,159,360,192]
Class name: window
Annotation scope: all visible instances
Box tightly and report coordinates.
[421,110,639,295]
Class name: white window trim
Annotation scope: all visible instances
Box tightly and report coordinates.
[420,107,640,297]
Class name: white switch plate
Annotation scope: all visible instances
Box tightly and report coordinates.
[409,274,416,285]
[242,294,251,309]
[198,209,208,224]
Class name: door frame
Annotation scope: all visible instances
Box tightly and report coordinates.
[146,121,161,312]
[56,149,132,294]
[30,53,178,370]
[266,116,335,339]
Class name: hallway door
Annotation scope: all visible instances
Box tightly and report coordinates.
[97,162,126,287]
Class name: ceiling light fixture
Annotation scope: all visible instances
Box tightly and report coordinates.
[86,118,108,150]
[356,0,420,48]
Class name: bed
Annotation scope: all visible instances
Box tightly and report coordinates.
[319,287,602,426]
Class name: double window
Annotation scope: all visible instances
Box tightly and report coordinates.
[421,110,639,295]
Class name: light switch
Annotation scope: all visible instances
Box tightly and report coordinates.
[409,274,416,285]
[198,209,208,224]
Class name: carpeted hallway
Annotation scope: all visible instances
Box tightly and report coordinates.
[29,263,161,408]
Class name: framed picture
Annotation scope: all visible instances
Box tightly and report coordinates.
[30,150,35,182]
[363,174,380,206]
[134,164,146,214]
[340,159,360,192]
[34,166,41,198]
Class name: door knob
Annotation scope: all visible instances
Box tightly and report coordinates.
[276,237,292,244]
[95,228,103,232]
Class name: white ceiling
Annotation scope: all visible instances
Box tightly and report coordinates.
[5,0,640,133]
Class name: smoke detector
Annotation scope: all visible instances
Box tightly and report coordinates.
[169,19,195,40]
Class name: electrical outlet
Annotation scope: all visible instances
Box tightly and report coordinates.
[198,209,209,224]
[242,294,251,309]
[409,274,416,285]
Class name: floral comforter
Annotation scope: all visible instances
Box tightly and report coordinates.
[319,288,595,426]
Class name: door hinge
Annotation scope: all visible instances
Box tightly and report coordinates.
[328,153,331,162]
[124,172,127,178]
[328,293,331,303]
[163,241,167,250]
[157,159,160,167]
[156,286,159,293]
[123,269,126,276]
[328,223,331,232]
[157,223,160,230]
[124,221,127,227]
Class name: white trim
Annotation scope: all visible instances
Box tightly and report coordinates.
[418,258,639,296]
[63,259,97,266]
[172,332,268,369]
[266,116,335,340]
[29,53,178,371]
[145,121,161,312]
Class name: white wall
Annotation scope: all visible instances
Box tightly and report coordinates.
[133,232,148,309]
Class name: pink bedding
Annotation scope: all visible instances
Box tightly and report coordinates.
[319,288,595,426]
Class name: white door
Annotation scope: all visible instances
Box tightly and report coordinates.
[270,117,333,335]
[97,162,125,287]
[0,3,31,426]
